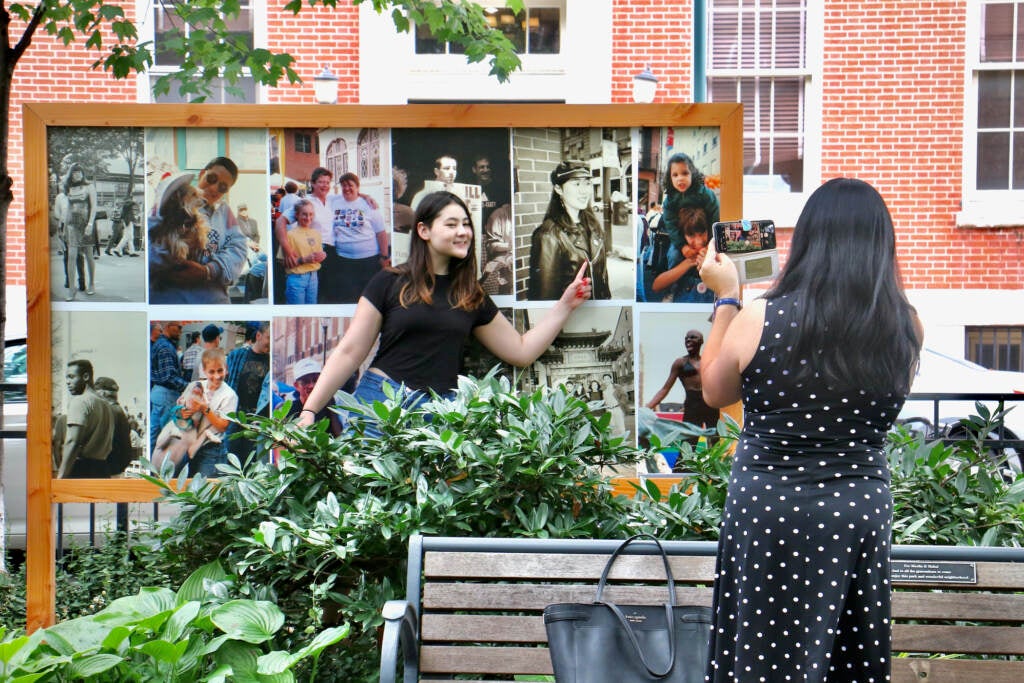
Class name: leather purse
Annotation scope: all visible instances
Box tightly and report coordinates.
[543,534,712,683]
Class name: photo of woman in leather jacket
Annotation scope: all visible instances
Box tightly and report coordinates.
[527,160,612,300]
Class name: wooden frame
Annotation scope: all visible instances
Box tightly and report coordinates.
[22,102,744,630]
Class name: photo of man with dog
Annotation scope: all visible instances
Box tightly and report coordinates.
[145,128,270,304]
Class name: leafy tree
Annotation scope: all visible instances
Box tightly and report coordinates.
[0,0,522,566]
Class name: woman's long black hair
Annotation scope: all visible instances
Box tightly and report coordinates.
[765,178,920,394]
[394,191,484,311]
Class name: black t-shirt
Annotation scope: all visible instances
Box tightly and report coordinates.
[362,270,499,393]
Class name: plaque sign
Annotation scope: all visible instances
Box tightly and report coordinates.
[891,560,977,585]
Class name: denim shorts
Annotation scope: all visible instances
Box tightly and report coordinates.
[341,371,430,437]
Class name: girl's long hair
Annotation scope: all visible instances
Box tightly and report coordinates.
[662,153,705,198]
[394,191,484,311]
[765,178,920,394]
[62,163,88,193]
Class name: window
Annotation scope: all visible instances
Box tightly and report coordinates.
[707,0,812,196]
[294,132,316,154]
[975,1,1024,191]
[415,5,560,55]
[967,326,1024,371]
[149,0,257,103]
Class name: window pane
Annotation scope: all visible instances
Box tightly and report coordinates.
[1016,72,1024,126]
[1014,130,1024,188]
[773,9,805,69]
[154,3,184,67]
[496,9,525,53]
[978,70,1012,127]
[710,11,740,69]
[977,131,1011,188]
[225,7,254,52]
[414,22,444,54]
[529,8,560,54]
[981,2,1015,62]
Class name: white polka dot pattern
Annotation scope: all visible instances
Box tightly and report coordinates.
[705,296,903,683]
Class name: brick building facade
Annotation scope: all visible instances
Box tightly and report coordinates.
[6,0,1023,364]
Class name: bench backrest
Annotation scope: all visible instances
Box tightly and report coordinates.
[407,536,1024,683]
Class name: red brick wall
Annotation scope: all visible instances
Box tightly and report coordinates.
[610,0,694,104]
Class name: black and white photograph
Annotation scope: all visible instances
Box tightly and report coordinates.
[391,128,513,295]
[513,303,635,441]
[145,128,270,305]
[149,320,270,478]
[636,126,721,304]
[513,128,635,302]
[48,127,146,303]
[51,311,148,479]
[271,128,391,305]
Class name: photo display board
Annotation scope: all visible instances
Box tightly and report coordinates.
[23,103,742,627]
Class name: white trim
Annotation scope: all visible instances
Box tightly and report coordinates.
[359,0,611,104]
[960,0,1024,227]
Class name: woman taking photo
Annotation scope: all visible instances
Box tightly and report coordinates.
[527,160,610,301]
[298,191,592,428]
[697,178,923,682]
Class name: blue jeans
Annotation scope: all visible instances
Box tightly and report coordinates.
[342,371,432,438]
[190,440,228,478]
[285,271,318,305]
[149,385,180,452]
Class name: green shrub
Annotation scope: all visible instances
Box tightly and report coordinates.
[141,370,647,679]
[0,560,348,681]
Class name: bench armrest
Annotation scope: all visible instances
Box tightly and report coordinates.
[378,599,419,683]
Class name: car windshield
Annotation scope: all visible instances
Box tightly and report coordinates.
[3,340,27,404]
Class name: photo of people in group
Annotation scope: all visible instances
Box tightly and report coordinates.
[269,128,391,306]
[636,126,721,304]
[513,128,635,302]
[145,128,270,305]
[149,320,270,478]
[391,128,513,296]
[51,311,148,479]
[47,127,146,303]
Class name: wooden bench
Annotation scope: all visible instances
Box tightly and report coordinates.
[378,535,1024,683]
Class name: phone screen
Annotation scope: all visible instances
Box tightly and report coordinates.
[713,220,777,254]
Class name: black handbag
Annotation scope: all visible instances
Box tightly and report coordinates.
[543,534,712,683]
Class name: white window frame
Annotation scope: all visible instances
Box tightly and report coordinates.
[706,0,822,228]
[135,0,267,104]
[960,0,1024,227]
[359,0,612,104]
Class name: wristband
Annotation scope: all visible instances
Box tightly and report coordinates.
[714,297,742,310]
[300,408,317,416]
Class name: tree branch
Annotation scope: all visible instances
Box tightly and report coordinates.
[10,2,48,65]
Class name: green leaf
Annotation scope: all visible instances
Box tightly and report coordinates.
[256,624,350,674]
[67,653,124,678]
[211,601,285,644]
[138,639,190,663]
[177,561,229,606]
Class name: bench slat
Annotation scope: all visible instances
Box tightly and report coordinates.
[424,551,716,582]
[421,645,551,675]
[423,582,712,610]
[892,658,1024,683]
[893,624,1024,655]
[421,615,1024,656]
[893,591,1024,622]
[425,551,1024,589]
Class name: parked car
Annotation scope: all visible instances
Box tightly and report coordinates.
[898,348,1023,473]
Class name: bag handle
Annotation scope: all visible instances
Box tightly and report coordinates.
[595,533,677,605]
[594,534,678,678]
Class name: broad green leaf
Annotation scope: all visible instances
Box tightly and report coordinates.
[67,653,124,677]
[177,561,229,606]
[138,639,189,663]
[211,601,284,644]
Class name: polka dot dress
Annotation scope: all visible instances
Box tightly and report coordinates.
[705,296,905,683]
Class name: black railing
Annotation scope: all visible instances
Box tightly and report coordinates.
[902,391,1024,450]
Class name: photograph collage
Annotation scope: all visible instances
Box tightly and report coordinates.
[47,124,724,478]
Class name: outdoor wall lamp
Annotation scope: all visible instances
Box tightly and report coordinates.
[632,65,659,104]
[313,66,339,105]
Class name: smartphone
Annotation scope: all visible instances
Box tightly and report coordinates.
[712,220,777,255]
[711,220,779,284]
